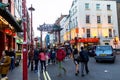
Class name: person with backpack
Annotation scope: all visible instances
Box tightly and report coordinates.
[79,47,89,77]
[50,48,56,64]
[56,46,66,77]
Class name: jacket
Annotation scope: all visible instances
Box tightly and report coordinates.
[0,56,11,74]
[80,50,89,62]
[39,52,46,61]
[56,49,66,62]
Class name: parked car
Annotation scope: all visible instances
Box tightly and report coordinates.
[94,45,116,63]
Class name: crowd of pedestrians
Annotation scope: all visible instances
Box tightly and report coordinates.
[27,43,90,78]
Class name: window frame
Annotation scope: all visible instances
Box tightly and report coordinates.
[97,16,101,23]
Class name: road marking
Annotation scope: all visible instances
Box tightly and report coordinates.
[46,71,51,80]
[43,70,47,80]
[38,63,41,80]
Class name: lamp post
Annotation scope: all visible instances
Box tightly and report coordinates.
[28,4,35,71]
[22,0,28,80]
[69,10,72,40]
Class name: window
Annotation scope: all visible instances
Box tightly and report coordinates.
[108,16,111,23]
[108,29,112,37]
[96,4,100,10]
[85,3,89,9]
[107,5,111,10]
[97,16,101,23]
[86,15,90,23]
[87,29,90,37]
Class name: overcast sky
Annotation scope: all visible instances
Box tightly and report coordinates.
[26,0,73,37]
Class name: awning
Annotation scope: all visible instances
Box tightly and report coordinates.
[0,8,23,32]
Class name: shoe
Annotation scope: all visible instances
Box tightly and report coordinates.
[86,71,89,74]
[81,74,85,77]
[75,73,78,76]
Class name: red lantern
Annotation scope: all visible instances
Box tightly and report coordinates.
[5,29,9,34]
[12,33,16,36]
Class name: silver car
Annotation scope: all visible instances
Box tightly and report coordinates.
[94,45,116,63]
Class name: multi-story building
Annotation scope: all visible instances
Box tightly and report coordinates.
[60,15,70,43]
[68,0,119,48]
[0,0,22,57]
[14,0,24,50]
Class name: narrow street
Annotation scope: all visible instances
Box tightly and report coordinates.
[8,54,120,80]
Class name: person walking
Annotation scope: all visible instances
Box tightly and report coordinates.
[56,46,66,77]
[50,48,56,64]
[28,48,34,71]
[79,47,89,77]
[39,49,47,72]
[0,50,11,79]
[33,47,39,73]
[9,48,15,71]
[72,46,79,76]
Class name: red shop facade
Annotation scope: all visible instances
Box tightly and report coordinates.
[0,8,22,57]
[70,38,100,49]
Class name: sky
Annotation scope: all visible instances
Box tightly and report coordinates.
[26,0,73,38]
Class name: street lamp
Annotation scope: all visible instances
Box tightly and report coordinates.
[69,10,72,40]
[22,0,28,80]
[28,4,35,71]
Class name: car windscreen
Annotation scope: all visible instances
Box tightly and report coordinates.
[96,46,112,50]
[95,46,112,55]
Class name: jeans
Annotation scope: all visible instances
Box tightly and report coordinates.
[81,62,89,75]
[10,57,15,70]
[34,59,39,71]
[40,60,46,71]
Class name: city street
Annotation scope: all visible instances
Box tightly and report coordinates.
[44,55,120,80]
[8,54,120,80]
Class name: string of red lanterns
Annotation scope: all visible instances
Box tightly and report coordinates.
[4,29,16,36]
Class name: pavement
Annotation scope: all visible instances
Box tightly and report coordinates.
[8,61,38,80]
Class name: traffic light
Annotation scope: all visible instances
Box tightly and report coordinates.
[0,3,9,9]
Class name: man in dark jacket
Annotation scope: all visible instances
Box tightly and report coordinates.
[80,47,89,77]
[34,47,39,72]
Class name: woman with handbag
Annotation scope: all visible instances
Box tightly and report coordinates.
[72,46,80,76]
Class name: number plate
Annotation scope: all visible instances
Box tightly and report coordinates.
[99,54,107,56]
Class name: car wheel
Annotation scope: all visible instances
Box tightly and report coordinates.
[96,60,99,62]
[112,59,115,63]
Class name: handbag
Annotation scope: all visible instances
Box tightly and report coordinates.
[76,55,82,62]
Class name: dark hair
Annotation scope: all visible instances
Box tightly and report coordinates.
[81,47,84,50]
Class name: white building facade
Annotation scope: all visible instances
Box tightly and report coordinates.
[60,15,70,43]
[69,0,119,47]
